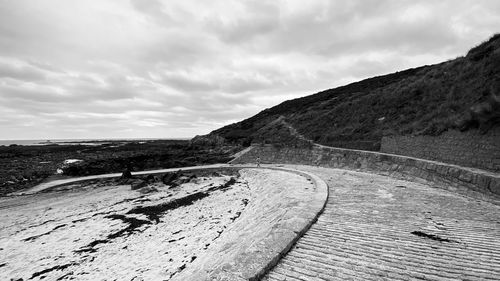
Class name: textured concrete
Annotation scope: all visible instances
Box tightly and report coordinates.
[6,148,500,280]
[263,165,500,281]
[1,174,248,280]
[173,167,328,281]
[0,166,328,281]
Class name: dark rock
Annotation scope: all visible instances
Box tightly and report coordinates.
[162,171,180,185]
[170,176,192,187]
[145,174,159,183]
[138,186,158,194]
[210,171,222,177]
[130,179,147,190]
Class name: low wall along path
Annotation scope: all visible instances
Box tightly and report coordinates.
[232,144,500,204]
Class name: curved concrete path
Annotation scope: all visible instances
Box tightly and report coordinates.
[172,167,328,280]
[7,163,500,280]
[263,165,500,281]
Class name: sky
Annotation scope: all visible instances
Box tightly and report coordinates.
[0,0,499,140]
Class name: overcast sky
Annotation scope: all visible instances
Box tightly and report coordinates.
[0,0,499,140]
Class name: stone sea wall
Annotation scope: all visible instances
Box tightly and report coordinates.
[380,128,500,172]
[231,144,500,201]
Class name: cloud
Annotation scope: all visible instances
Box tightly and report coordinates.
[0,59,48,81]
[0,0,499,139]
[205,1,280,44]
[209,1,460,58]
[161,67,273,94]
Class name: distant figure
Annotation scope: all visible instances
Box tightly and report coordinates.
[121,169,132,179]
[256,156,261,167]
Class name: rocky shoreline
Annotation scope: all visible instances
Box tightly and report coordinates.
[0,140,239,196]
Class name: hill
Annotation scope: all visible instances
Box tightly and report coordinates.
[209,34,500,151]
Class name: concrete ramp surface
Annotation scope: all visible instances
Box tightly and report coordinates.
[263,166,500,280]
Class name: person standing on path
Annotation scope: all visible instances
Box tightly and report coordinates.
[256,156,261,167]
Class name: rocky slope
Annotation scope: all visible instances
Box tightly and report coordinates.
[210,34,500,151]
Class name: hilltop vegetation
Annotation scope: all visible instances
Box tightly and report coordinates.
[212,34,500,150]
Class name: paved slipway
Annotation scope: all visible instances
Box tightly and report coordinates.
[262,165,500,281]
[0,165,327,281]
[4,163,500,280]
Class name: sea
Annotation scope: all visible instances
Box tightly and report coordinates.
[0,138,190,146]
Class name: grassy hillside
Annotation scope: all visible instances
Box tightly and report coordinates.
[212,34,500,150]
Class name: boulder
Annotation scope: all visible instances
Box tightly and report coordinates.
[138,186,158,194]
[210,171,222,177]
[9,175,19,183]
[145,174,159,183]
[130,179,147,190]
[170,176,191,187]
[162,171,180,185]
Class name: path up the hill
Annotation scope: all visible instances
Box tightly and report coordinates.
[263,165,500,281]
